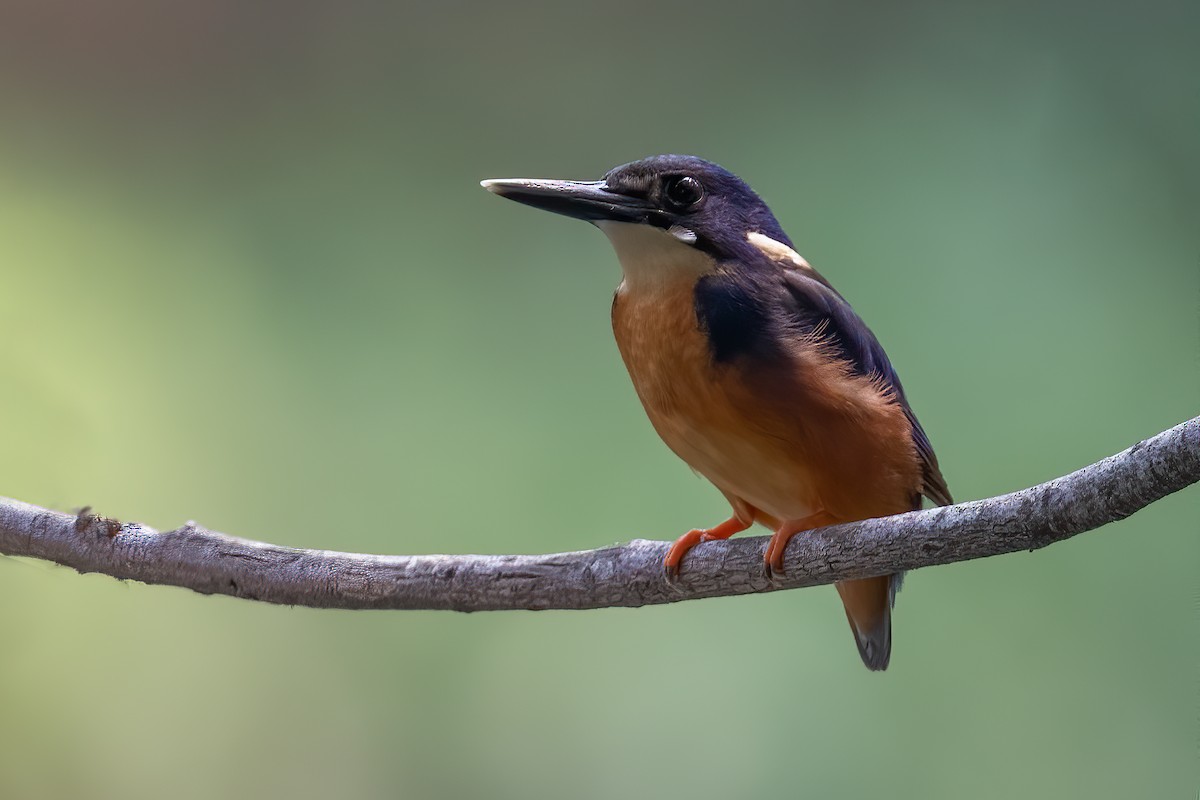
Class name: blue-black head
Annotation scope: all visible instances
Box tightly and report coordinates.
[482,155,794,265]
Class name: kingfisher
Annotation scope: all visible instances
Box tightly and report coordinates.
[482,155,951,670]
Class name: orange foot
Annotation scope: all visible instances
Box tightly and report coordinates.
[765,510,836,580]
[663,515,751,583]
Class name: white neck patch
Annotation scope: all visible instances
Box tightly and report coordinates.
[746,231,811,270]
[597,221,716,293]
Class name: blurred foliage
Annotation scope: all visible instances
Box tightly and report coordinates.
[0,1,1197,798]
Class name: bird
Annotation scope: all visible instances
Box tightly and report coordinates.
[481,155,951,670]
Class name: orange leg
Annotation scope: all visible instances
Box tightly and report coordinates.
[663,515,751,581]
[765,510,837,579]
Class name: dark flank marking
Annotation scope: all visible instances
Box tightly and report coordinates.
[692,272,778,364]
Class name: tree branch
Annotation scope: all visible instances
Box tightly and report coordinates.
[1,417,1196,611]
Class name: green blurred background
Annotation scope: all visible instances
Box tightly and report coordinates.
[0,1,1197,797]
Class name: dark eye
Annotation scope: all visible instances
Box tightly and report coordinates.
[664,175,704,210]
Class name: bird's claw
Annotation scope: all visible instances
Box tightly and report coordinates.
[663,561,688,592]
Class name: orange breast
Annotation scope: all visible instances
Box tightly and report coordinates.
[611,275,921,526]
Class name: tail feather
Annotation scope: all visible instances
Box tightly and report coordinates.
[836,575,895,671]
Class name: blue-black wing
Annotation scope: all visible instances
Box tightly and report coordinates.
[778,268,953,508]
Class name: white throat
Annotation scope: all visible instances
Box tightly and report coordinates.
[596,221,716,294]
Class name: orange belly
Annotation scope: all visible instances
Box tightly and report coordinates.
[611,275,921,525]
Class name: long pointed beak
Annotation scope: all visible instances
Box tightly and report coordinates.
[480,177,654,224]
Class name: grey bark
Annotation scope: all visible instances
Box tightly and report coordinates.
[0,417,1196,611]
